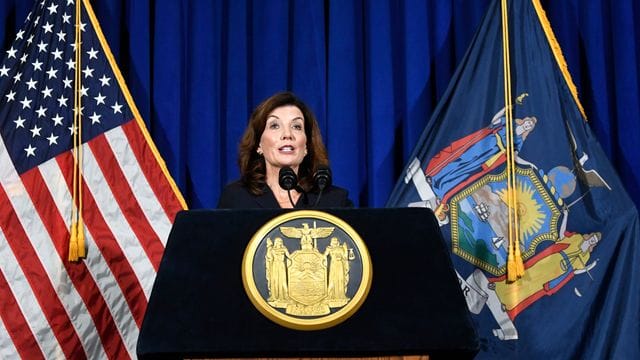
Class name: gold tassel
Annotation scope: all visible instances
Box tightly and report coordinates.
[506,236,517,282]
[77,216,86,258]
[68,218,86,262]
[513,234,524,277]
[69,222,78,261]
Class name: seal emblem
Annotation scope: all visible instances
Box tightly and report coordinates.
[242,210,372,330]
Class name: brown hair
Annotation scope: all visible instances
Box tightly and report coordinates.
[238,91,329,195]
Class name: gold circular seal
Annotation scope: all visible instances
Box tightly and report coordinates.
[242,210,372,330]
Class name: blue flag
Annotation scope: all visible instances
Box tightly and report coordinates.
[387,0,640,358]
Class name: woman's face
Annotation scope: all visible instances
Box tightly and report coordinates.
[258,105,308,175]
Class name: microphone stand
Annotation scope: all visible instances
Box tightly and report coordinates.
[286,189,296,208]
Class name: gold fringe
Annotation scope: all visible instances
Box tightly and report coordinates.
[531,0,587,121]
[82,0,188,210]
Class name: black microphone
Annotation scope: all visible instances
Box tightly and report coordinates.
[278,167,297,207]
[313,165,332,191]
[279,166,297,190]
[313,165,332,207]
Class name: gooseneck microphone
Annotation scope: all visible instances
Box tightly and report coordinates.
[278,167,298,207]
[313,165,332,207]
[314,166,332,191]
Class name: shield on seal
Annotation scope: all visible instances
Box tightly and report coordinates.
[288,250,327,305]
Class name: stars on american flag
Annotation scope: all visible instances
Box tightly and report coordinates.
[42,22,54,34]
[82,65,94,78]
[6,47,17,58]
[46,132,59,145]
[89,112,101,124]
[32,59,43,71]
[46,67,57,79]
[87,47,98,59]
[0,0,131,174]
[99,74,111,86]
[37,40,48,53]
[30,124,42,137]
[26,78,38,90]
[94,92,105,105]
[36,105,47,118]
[20,97,31,109]
[24,144,36,157]
[111,101,123,114]
[52,48,64,60]
[41,86,53,98]
[52,113,64,126]
[57,94,68,107]
[47,3,59,15]
[14,116,26,128]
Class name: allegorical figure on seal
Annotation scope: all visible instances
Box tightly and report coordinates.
[324,237,350,302]
[265,237,290,303]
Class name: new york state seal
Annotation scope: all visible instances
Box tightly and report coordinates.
[242,210,372,330]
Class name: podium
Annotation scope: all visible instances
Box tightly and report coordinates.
[137,208,478,359]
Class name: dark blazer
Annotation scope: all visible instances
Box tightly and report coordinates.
[217,180,354,209]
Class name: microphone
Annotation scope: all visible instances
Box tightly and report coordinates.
[279,167,297,190]
[313,165,332,207]
[313,165,332,191]
[278,167,297,207]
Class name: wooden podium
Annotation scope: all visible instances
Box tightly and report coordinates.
[137,208,478,359]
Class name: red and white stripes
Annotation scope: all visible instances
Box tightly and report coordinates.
[0,118,184,359]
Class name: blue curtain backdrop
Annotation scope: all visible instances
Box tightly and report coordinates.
[1,0,638,209]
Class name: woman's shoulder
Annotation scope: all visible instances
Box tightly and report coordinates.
[217,180,256,208]
[323,184,349,196]
[221,180,246,192]
[310,185,354,208]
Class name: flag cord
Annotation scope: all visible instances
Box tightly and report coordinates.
[501,0,524,282]
[70,0,85,261]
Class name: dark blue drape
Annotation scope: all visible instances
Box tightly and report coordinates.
[1,0,638,209]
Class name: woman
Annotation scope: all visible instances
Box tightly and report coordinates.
[217,91,353,208]
[324,237,350,303]
[265,237,290,304]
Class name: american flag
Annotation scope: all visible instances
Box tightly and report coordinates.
[0,0,186,358]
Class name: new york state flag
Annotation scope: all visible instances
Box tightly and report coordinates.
[387,0,640,358]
